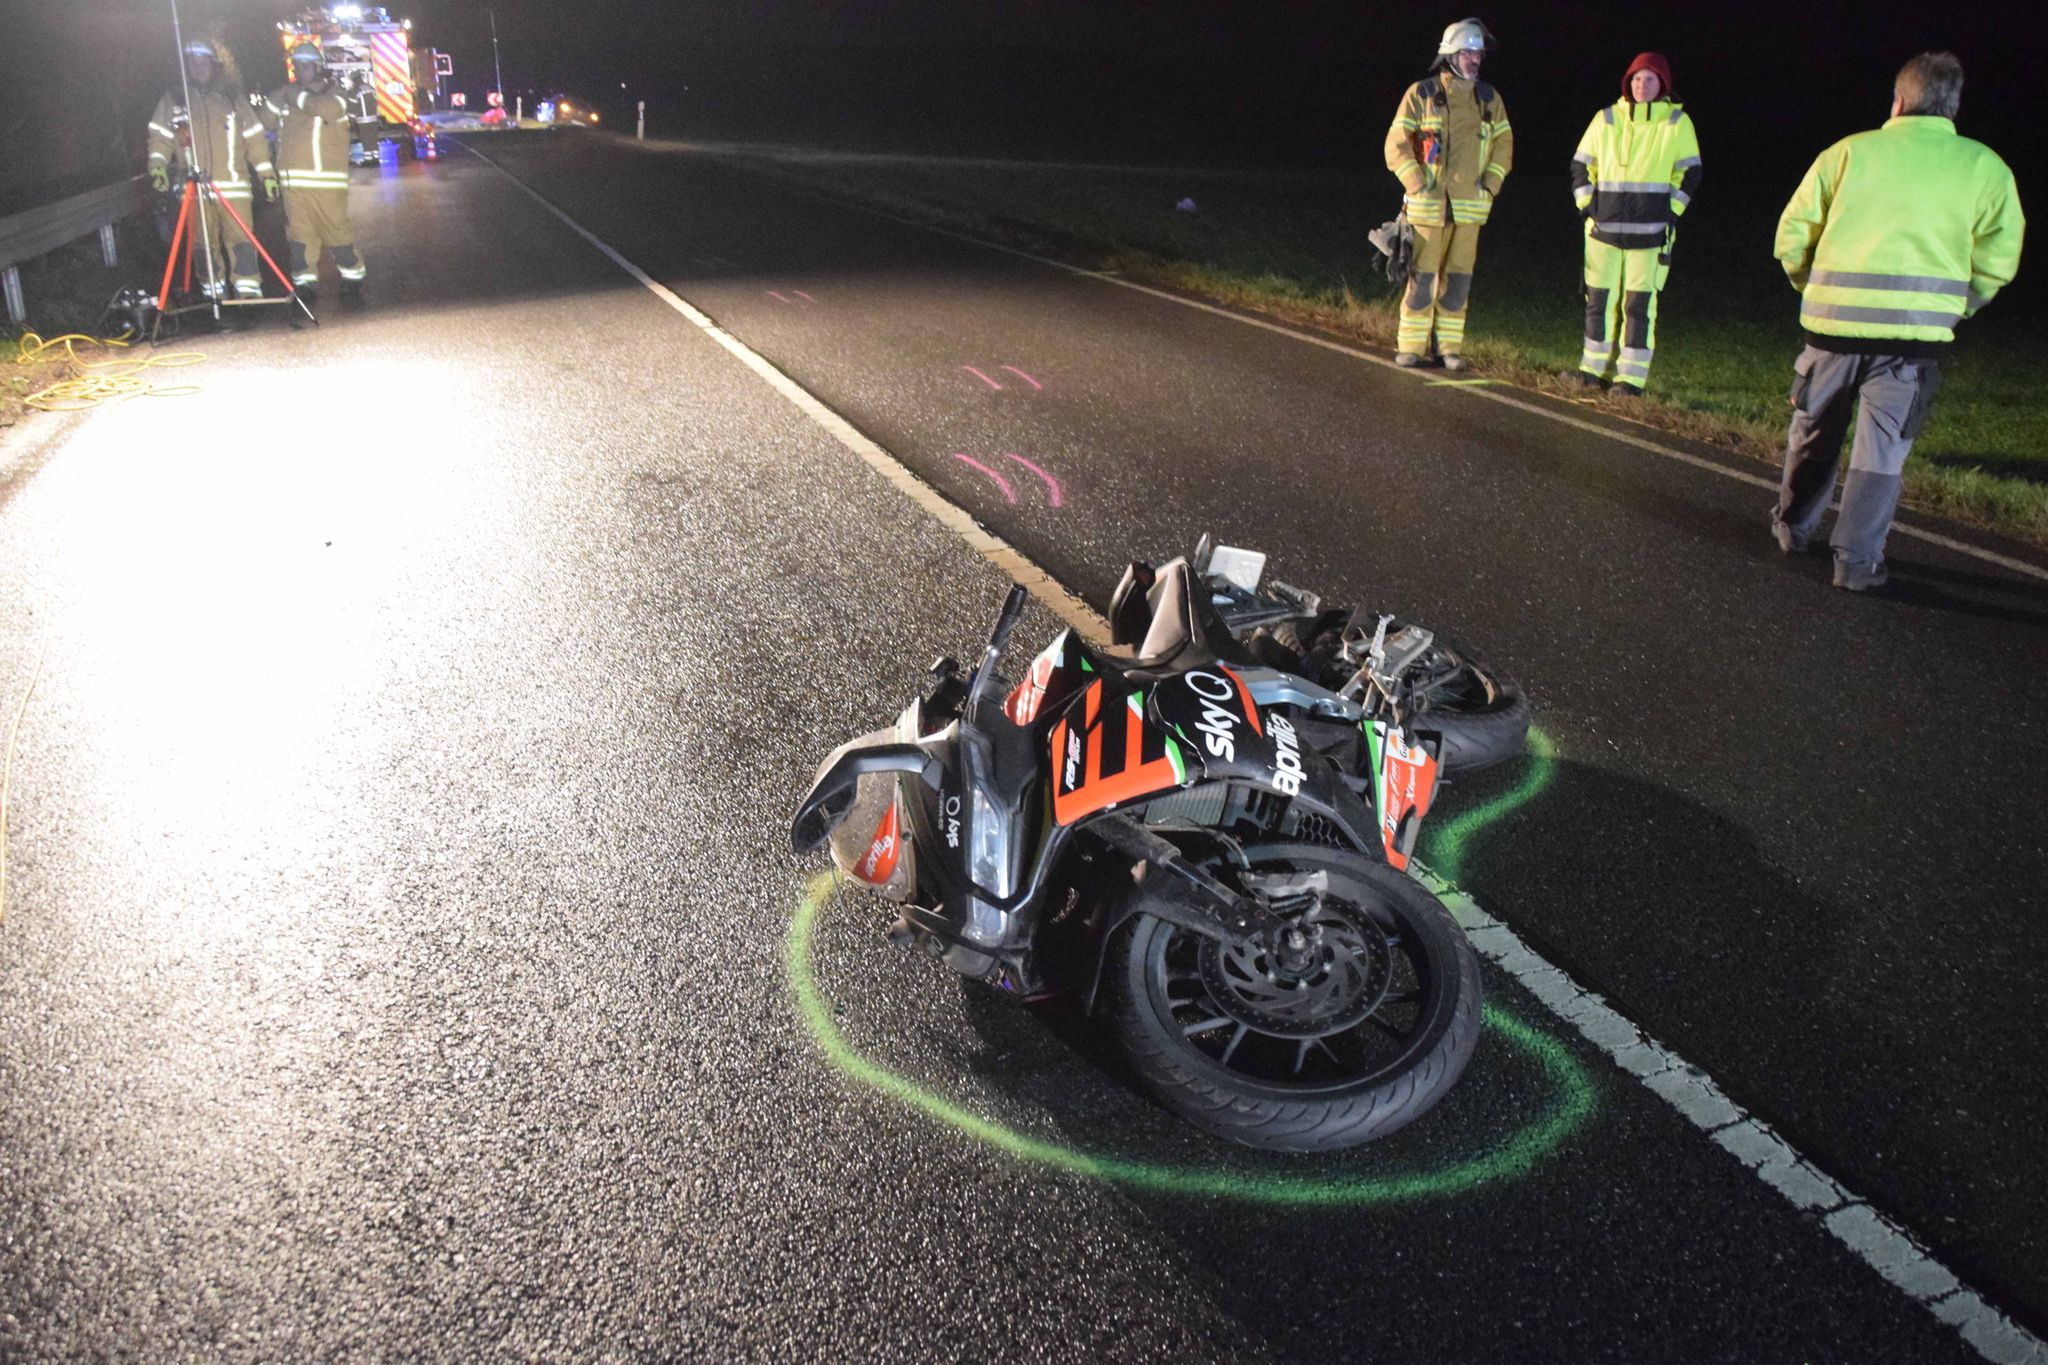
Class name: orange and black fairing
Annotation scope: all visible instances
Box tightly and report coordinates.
[1049,679,1188,826]
[1366,720,1441,872]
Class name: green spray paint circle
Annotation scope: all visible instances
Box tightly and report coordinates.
[789,860,1594,1204]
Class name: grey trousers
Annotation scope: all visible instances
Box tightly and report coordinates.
[1773,345,1943,571]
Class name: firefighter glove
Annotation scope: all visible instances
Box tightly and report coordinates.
[149,166,170,194]
[261,175,280,203]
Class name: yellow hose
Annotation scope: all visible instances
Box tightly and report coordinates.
[11,331,204,412]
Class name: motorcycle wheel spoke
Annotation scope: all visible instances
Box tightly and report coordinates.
[1219,1023,1250,1067]
[1292,1038,1313,1075]
[1365,1014,1415,1043]
[1183,1015,1233,1037]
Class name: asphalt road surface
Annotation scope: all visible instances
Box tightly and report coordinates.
[1,132,2042,1362]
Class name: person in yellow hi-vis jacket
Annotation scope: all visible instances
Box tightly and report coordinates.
[1770,52,2024,591]
[1570,52,1701,396]
[145,39,277,300]
[1384,18,1514,370]
[264,43,367,303]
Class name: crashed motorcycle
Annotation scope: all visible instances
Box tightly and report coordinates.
[791,541,1528,1151]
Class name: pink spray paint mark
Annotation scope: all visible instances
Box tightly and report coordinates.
[791,290,817,303]
[962,365,1004,391]
[1000,366,1043,390]
[767,290,792,303]
[1001,452,1063,508]
[952,453,1017,503]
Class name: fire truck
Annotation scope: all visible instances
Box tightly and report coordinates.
[277,5,444,164]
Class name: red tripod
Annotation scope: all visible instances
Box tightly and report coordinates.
[154,172,316,336]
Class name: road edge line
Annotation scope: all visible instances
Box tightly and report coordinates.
[470,143,2047,1364]
[461,143,1107,647]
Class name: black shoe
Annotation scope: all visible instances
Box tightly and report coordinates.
[1573,370,1605,390]
[340,280,365,305]
[1612,382,1644,398]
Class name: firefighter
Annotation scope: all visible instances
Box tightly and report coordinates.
[1570,53,1701,396]
[1384,18,1514,369]
[264,43,367,303]
[145,39,277,301]
[1770,52,2024,591]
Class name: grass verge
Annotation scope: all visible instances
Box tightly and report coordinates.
[693,143,2048,551]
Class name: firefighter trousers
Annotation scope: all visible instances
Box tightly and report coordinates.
[1399,222,1481,358]
[283,186,365,287]
[1581,236,1671,388]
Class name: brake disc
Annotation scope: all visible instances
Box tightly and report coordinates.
[1197,897,1395,1039]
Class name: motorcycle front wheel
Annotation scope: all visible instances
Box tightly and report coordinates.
[1106,843,1481,1151]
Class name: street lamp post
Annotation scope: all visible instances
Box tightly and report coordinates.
[489,9,505,117]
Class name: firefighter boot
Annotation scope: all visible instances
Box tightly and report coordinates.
[334,245,366,306]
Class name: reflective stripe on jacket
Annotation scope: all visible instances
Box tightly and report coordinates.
[1775,116,2025,343]
[1385,72,1513,226]
[1570,99,1700,248]
[264,85,353,189]
[146,87,268,192]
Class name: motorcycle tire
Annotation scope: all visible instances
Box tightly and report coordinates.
[1266,617,1530,777]
[1106,843,1481,1151]
[1405,635,1530,776]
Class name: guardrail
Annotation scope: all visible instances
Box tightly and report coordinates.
[0,176,151,324]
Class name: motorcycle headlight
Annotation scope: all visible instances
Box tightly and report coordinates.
[969,783,1012,899]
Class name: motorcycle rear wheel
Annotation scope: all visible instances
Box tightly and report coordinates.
[1402,634,1531,776]
[1266,616,1530,776]
[1106,843,1482,1151]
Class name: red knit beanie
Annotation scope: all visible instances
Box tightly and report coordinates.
[1623,52,1675,101]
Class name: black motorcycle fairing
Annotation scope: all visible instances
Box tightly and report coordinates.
[1141,673,1375,854]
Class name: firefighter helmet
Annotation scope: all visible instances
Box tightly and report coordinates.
[182,39,218,58]
[1436,19,1492,55]
[290,41,322,66]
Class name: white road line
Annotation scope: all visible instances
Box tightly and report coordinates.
[1414,874,2047,1365]
[756,173,2048,586]
[464,143,1107,647]
[470,145,2047,1364]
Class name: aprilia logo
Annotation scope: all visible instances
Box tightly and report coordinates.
[1269,713,1304,796]
[858,803,902,883]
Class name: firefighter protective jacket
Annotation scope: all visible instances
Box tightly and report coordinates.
[1385,72,1513,227]
[146,86,271,197]
[1776,116,2025,345]
[1571,99,1701,248]
[264,84,353,192]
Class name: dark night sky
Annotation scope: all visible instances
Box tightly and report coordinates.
[2,0,2039,259]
